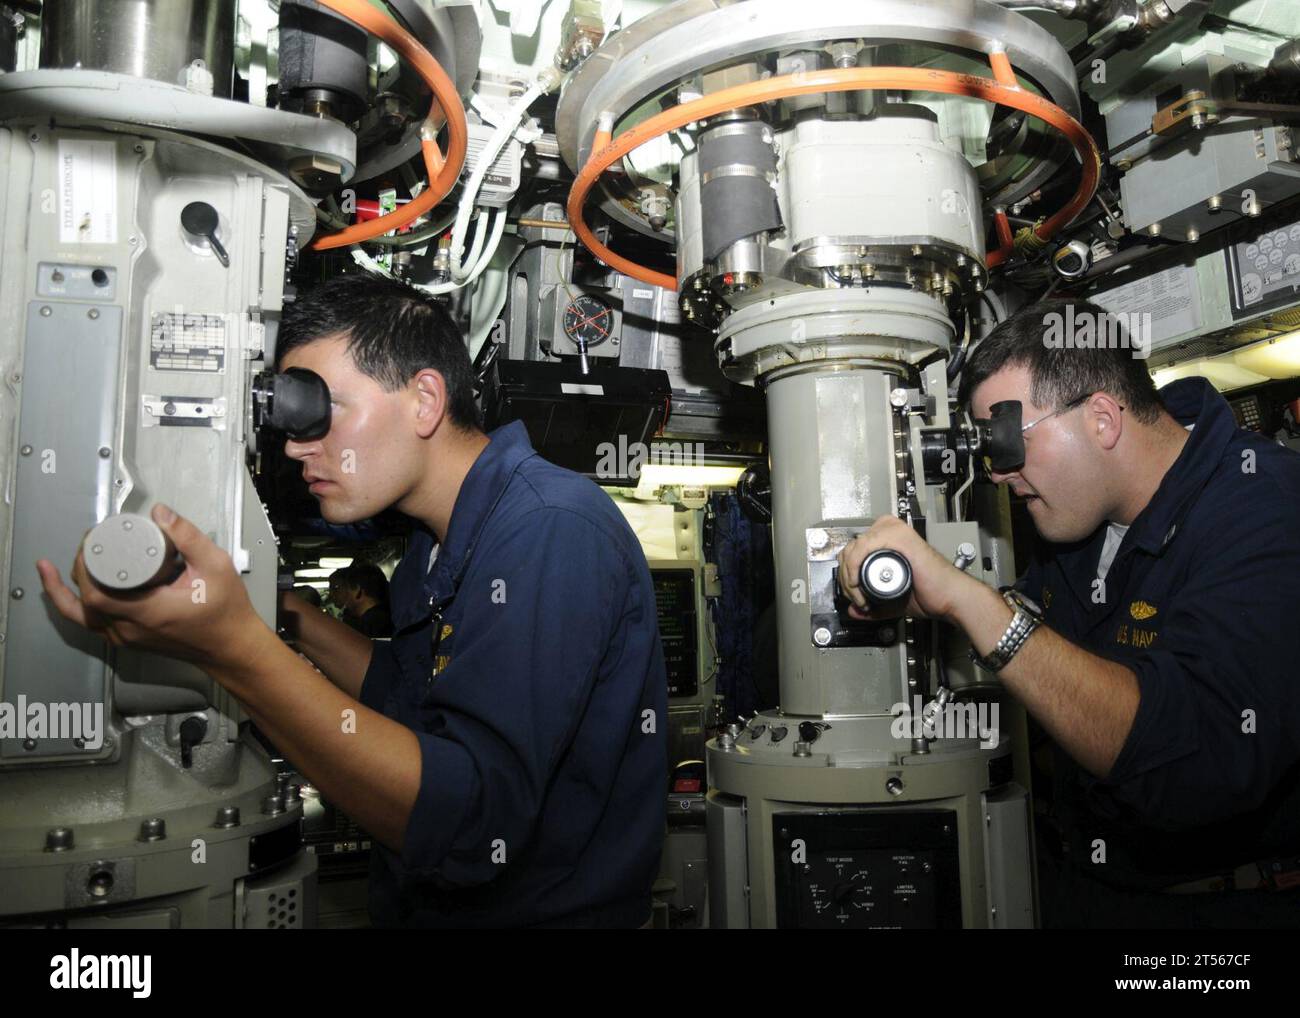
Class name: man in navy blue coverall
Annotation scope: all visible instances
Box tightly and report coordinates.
[839,298,1300,928]
[38,271,668,928]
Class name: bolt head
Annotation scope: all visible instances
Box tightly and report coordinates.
[45,828,74,852]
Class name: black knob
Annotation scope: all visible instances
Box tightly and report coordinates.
[180,201,230,268]
[858,549,913,606]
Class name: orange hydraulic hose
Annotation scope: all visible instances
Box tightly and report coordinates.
[992,208,1015,263]
[566,64,1102,289]
[308,0,468,251]
[988,49,1019,89]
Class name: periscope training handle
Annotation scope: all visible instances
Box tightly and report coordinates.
[82,513,182,592]
[858,549,913,608]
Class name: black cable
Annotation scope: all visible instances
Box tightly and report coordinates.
[948,290,1005,386]
[946,299,973,383]
[932,618,951,693]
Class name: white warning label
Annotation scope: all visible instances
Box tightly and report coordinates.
[58,139,118,245]
[151,313,227,373]
[1091,263,1202,345]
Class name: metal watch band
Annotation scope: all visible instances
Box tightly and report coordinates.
[969,592,1042,672]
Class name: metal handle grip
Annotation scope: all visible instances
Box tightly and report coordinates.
[858,549,913,606]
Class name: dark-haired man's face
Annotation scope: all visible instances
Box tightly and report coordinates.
[971,363,1108,543]
[280,335,428,524]
[329,582,362,618]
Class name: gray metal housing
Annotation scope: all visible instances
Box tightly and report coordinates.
[0,118,314,925]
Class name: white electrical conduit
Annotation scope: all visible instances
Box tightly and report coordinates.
[461,207,490,275]
[447,76,549,280]
[420,206,507,295]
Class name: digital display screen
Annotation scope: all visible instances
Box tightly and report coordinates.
[653,569,698,698]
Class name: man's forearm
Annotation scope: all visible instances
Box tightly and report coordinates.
[209,625,421,852]
[948,581,1140,778]
[280,601,374,698]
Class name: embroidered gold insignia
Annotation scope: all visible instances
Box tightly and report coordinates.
[1129,601,1157,621]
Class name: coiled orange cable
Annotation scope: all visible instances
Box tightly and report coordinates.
[566,61,1102,289]
[307,0,468,251]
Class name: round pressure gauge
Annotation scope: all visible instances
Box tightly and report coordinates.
[562,294,613,347]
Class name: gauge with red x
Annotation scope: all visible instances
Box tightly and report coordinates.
[562,293,614,348]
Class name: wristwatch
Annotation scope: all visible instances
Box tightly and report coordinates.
[969,588,1044,673]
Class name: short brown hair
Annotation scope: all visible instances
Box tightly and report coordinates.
[958,297,1164,424]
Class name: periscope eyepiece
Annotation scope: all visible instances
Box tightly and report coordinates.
[973,399,1026,474]
[251,368,332,441]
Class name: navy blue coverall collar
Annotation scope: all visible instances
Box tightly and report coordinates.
[1124,377,1235,556]
[391,420,536,630]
